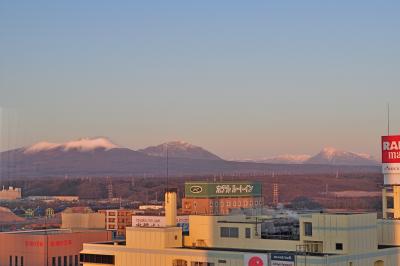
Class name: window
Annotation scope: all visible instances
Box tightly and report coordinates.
[52,257,56,266]
[64,256,67,266]
[233,201,236,207]
[387,196,394,209]
[220,227,239,238]
[58,256,61,266]
[238,201,241,206]
[218,260,227,264]
[191,262,215,266]
[304,222,312,236]
[21,256,24,266]
[9,256,12,266]
[210,201,213,207]
[74,255,78,266]
[69,255,72,266]
[255,200,258,206]
[215,202,218,207]
[336,243,343,250]
[80,254,115,264]
[15,256,18,266]
[245,228,251,238]
[172,259,188,266]
[226,202,230,207]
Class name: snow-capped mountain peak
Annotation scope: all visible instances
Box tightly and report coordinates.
[24,137,118,154]
[304,147,378,166]
[138,141,221,160]
[24,141,62,153]
[164,140,195,149]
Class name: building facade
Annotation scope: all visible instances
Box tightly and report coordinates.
[98,209,133,238]
[182,182,264,215]
[0,229,112,266]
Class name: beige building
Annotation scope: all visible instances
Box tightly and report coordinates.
[0,186,21,200]
[61,212,105,230]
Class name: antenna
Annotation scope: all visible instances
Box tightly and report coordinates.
[166,142,169,190]
[387,103,390,136]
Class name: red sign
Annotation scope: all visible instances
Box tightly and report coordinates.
[25,240,44,247]
[382,136,400,163]
[24,239,72,248]
[50,240,72,247]
[248,256,264,266]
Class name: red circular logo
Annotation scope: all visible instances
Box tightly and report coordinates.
[248,256,264,266]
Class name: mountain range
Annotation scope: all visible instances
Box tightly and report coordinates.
[0,137,380,179]
[247,147,378,166]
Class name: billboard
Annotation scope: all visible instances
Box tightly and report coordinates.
[382,136,400,175]
[270,253,295,266]
[243,254,268,266]
[132,215,189,232]
[185,182,262,198]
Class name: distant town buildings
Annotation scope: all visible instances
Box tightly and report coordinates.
[26,195,79,202]
[182,181,264,215]
[0,186,21,201]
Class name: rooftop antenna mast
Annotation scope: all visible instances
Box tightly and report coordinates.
[387,103,390,136]
[166,142,169,190]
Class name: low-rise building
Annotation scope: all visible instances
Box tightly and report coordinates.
[61,207,105,230]
[0,229,112,266]
[98,209,133,238]
[0,186,21,201]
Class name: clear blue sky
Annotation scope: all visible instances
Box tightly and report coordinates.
[1,1,399,159]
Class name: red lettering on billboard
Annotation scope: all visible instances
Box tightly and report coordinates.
[382,136,400,163]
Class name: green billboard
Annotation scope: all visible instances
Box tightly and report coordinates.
[185,182,262,198]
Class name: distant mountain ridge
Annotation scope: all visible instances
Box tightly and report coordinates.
[0,137,380,179]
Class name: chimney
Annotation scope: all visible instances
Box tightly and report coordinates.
[165,188,177,227]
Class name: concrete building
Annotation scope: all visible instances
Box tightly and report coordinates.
[0,229,112,266]
[98,209,133,238]
[0,186,21,201]
[182,181,264,215]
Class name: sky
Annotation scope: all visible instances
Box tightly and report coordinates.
[0,1,399,159]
